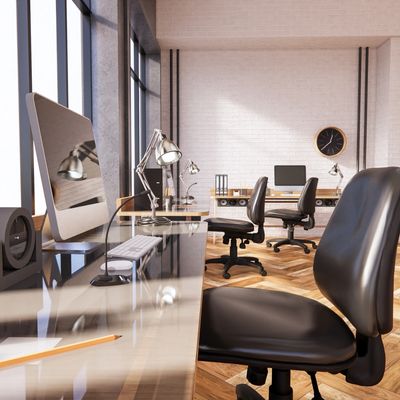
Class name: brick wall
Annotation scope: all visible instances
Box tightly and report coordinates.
[165,49,375,207]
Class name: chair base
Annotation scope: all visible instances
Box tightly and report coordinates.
[236,369,324,400]
[206,255,267,279]
[266,238,317,254]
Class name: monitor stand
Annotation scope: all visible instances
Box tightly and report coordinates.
[41,213,104,254]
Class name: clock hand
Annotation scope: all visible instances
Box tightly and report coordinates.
[320,138,333,151]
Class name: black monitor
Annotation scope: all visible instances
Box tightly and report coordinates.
[274,165,306,192]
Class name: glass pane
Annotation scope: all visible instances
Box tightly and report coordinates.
[67,0,83,114]
[0,1,20,207]
[139,88,145,156]
[139,51,142,79]
[131,77,136,192]
[130,39,135,70]
[31,0,57,214]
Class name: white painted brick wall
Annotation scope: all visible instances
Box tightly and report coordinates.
[174,49,372,208]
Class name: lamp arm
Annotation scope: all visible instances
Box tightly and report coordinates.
[135,129,164,217]
[136,129,162,171]
[179,160,193,196]
[136,168,159,217]
[76,142,99,165]
[179,174,188,194]
[186,182,197,198]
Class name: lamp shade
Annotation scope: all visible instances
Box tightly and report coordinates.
[155,136,182,166]
[188,160,200,174]
[57,151,86,180]
[328,163,343,178]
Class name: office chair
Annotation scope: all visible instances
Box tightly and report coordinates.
[205,177,268,279]
[199,167,400,400]
[265,177,318,254]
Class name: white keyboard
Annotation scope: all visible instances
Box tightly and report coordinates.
[107,235,162,260]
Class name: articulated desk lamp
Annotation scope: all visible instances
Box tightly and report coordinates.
[57,140,98,180]
[179,160,200,205]
[136,129,182,225]
[329,162,344,196]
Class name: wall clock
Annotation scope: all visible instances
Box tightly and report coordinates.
[315,127,347,157]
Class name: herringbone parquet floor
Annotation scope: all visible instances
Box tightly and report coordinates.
[195,237,400,400]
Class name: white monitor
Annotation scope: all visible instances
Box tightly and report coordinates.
[274,165,306,192]
[26,93,109,241]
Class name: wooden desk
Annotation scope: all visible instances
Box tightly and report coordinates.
[211,188,340,203]
[0,222,208,399]
[210,188,340,242]
[116,197,209,220]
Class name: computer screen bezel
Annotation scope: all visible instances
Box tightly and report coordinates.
[26,92,109,241]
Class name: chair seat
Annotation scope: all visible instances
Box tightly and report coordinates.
[265,208,306,221]
[205,218,254,233]
[199,287,356,366]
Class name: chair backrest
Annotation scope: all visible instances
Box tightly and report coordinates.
[314,167,400,337]
[297,177,318,215]
[247,177,268,226]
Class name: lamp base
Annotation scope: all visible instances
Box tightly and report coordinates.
[90,274,130,286]
[136,216,172,226]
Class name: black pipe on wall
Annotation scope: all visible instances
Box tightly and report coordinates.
[356,47,362,172]
[363,47,369,170]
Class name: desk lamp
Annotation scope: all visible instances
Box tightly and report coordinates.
[136,129,182,225]
[179,160,200,205]
[58,140,98,180]
[329,163,344,195]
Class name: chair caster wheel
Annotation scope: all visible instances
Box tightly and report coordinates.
[273,247,280,253]
[312,243,318,249]
[266,242,272,248]
[223,272,231,279]
[260,270,267,276]
[239,243,246,249]
[304,248,311,254]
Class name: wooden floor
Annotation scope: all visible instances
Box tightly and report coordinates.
[194,237,400,400]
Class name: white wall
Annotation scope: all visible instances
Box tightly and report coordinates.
[167,48,375,207]
[374,38,400,167]
[157,0,400,49]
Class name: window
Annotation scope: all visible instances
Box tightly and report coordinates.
[0,1,20,207]
[31,0,58,214]
[67,0,83,114]
[6,0,92,214]
[130,33,147,193]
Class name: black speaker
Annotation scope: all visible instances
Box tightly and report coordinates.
[0,208,41,290]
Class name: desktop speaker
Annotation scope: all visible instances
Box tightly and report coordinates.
[0,208,36,269]
[0,208,41,290]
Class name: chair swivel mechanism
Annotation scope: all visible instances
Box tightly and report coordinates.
[199,167,400,400]
[265,177,318,254]
[205,177,268,279]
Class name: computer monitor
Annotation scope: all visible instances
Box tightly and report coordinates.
[26,93,109,241]
[274,165,306,192]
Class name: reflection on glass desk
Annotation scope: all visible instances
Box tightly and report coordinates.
[0,222,207,399]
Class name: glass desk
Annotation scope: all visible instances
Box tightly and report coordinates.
[0,222,207,399]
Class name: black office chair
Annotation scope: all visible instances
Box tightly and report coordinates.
[199,167,400,400]
[265,177,318,254]
[205,177,268,279]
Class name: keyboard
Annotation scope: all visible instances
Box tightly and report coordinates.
[107,235,162,260]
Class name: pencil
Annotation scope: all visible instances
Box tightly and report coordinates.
[0,334,122,369]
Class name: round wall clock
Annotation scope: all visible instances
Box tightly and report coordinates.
[315,127,347,157]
